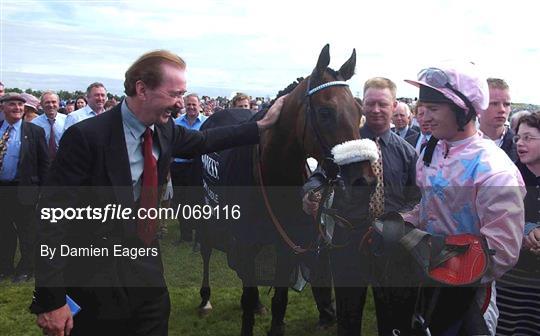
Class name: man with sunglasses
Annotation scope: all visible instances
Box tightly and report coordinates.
[402,63,525,335]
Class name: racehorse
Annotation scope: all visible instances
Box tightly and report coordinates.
[196,44,377,336]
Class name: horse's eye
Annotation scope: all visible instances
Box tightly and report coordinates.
[318,108,334,121]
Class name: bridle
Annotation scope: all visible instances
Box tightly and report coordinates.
[303,76,349,180]
[257,75,357,254]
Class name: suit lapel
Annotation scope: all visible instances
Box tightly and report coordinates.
[104,107,134,207]
[155,122,170,184]
[17,121,29,171]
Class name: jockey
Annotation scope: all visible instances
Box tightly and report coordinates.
[402,62,526,335]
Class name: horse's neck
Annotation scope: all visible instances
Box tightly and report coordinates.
[260,132,305,186]
[259,135,306,220]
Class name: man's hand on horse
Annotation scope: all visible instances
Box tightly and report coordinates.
[37,304,73,336]
[256,95,287,131]
[302,190,321,216]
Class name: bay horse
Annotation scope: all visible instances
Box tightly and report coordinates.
[196,44,377,336]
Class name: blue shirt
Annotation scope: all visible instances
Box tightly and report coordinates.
[121,100,159,201]
[63,105,99,131]
[0,119,22,181]
[173,114,207,163]
[31,113,67,146]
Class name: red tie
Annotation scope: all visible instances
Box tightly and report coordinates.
[137,127,158,246]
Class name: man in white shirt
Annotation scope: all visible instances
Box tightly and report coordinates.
[31,91,66,160]
[63,82,107,131]
[406,102,432,154]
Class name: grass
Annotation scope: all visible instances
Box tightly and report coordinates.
[0,222,376,335]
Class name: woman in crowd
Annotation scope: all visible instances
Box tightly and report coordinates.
[20,93,40,121]
[496,111,540,335]
[74,96,87,110]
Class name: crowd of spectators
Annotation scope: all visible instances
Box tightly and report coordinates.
[0,68,538,336]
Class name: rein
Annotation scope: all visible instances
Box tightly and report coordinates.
[256,155,355,255]
[256,157,313,254]
[312,180,356,249]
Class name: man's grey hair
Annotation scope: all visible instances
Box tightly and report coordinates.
[185,93,200,102]
[86,82,106,96]
[40,90,60,103]
[396,101,411,117]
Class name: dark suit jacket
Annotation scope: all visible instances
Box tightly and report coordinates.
[410,124,421,133]
[500,126,517,162]
[405,132,419,148]
[392,126,418,141]
[0,120,49,204]
[31,104,259,317]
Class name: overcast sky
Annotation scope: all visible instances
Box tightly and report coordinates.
[1,0,539,103]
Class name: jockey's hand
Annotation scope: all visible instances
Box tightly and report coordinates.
[524,227,540,251]
[256,95,287,131]
[37,304,73,336]
[302,190,321,216]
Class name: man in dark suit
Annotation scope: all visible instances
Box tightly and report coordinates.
[31,50,284,336]
[405,102,432,154]
[392,101,419,140]
[0,93,49,283]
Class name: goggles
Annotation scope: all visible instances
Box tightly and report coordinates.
[418,68,473,108]
[418,67,455,89]
[417,67,476,130]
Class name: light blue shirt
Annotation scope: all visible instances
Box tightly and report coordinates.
[121,100,159,201]
[31,113,67,146]
[173,114,207,163]
[0,119,22,181]
[63,105,99,131]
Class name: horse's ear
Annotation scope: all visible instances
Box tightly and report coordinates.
[313,44,331,79]
[338,48,356,81]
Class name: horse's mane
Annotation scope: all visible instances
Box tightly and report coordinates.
[264,77,304,110]
[276,77,304,99]
[266,67,340,109]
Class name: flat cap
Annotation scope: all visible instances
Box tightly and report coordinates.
[0,92,27,103]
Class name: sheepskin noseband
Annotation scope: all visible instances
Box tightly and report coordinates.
[331,139,379,166]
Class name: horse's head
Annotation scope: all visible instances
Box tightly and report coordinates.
[282,44,377,206]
